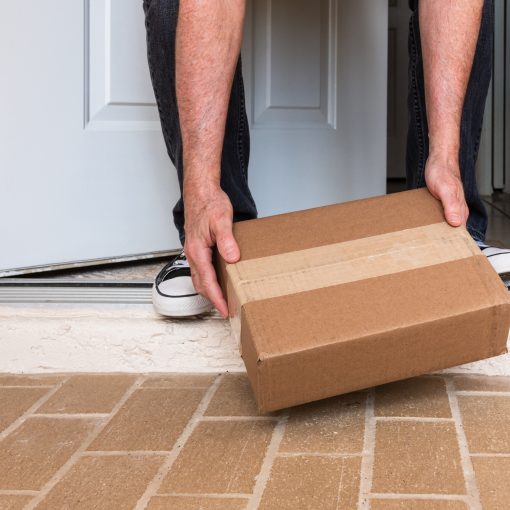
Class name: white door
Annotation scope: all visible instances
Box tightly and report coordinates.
[0,0,180,275]
[0,0,388,275]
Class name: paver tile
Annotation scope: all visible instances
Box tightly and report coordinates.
[453,375,510,392]
[88,388,205,451]
[0,375,63,387]
[0,495,34,510]
[0,387,49,432]
[36,455,163,509]
[142,374,216,389]
[280,392,366,453]
[161,420,274,494]
[372,421,465,494]
[204,374,261,417]
[458,395,510,453]
[375,377,451,418]
[0,417,97,490]
[471,456,510,510]
[146,496,247,510]
[259,455,360,510]
[37,375,136,414]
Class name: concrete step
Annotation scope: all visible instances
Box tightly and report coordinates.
[1,302,509,375]
[0,303,242,373]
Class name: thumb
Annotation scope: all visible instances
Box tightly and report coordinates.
[436,183,465,227]
[215,220,240,264]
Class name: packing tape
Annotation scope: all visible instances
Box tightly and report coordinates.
[226,222,480,308]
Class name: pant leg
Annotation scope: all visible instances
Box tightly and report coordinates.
[406,0,493,243]
[143,0,258,246]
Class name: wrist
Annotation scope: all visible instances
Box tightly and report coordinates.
[183,173,221,200]
[427,131,460,161]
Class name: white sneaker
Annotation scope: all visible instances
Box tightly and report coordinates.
[479,243,510,288]
[152,250,213,317]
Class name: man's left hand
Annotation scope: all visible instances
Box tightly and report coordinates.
[425,154,469,228]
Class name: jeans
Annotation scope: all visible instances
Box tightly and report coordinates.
[407,0,493,243]
[144,0,493,245]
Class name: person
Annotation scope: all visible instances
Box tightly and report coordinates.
[143,0,510,318]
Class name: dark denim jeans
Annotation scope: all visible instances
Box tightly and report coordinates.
[144,0,493,245]
[407,0,493,243]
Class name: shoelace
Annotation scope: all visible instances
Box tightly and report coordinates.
[160,252,189,281]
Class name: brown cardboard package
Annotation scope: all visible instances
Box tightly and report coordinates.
[215,189,510,413]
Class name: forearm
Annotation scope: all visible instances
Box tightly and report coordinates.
[176,0,245,193]
[420,0,483,159]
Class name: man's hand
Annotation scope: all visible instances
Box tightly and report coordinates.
[419,0,483,229]
[425,153,469,228]
[176,0,245,317]
[183,180,240,318]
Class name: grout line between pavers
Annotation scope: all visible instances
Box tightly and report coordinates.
[0,377,71,441]
[445,377,482,510]
[456,390,510,397]
[370,493,469,501]
[200,415,279,422]
[0,490,39,496]
[82,450,171,457]
[0,385,58,389]
[155,492,251,499]
[32,413,110,419]
[375,416,454,422]
[245,411,289,510]
[357,388,376,510]
[277,452,362,458]
[134,374,225,510]
[140,385,215,390]
[470,452,510,457]
[24,375,146,510]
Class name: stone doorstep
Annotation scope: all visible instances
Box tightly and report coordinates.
[0,303,509,375]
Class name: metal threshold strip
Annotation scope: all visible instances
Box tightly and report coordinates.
[0,279,153,304]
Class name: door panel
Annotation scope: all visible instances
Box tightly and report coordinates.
[244,0,388,216]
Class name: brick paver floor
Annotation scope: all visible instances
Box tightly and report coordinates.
[0,373,509,509]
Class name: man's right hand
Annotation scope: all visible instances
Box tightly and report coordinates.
[183,180,240,319]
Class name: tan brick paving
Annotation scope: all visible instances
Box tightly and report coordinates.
[0,372,507,508]
[279,391,366,454]
[471,456,510,509]
[35,455,164,510]
[204,374,262,417]
[88,388,206,451]
[372,421,465,494]
[160,420,275,494]
[145,496,247,509]
[0,388,50,433]
[0,495,34,510]
[258,455,361,509]
[374,376,451,418]
[37,375,136,414]
[457,395,510,454]
[0,417,97,490]
[142,374,216,389]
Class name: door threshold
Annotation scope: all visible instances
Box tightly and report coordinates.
[0,279,153,304]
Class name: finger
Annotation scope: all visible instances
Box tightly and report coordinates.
[215,217,240,264]
[186,242,229,318]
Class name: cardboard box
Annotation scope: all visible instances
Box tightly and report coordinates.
[215,189,510,413]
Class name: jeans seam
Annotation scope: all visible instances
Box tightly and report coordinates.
[409,16,426,186]
[237,73,247,181]
[144,8,175,161]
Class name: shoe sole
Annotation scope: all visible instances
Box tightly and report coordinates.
[151,284,213,317]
